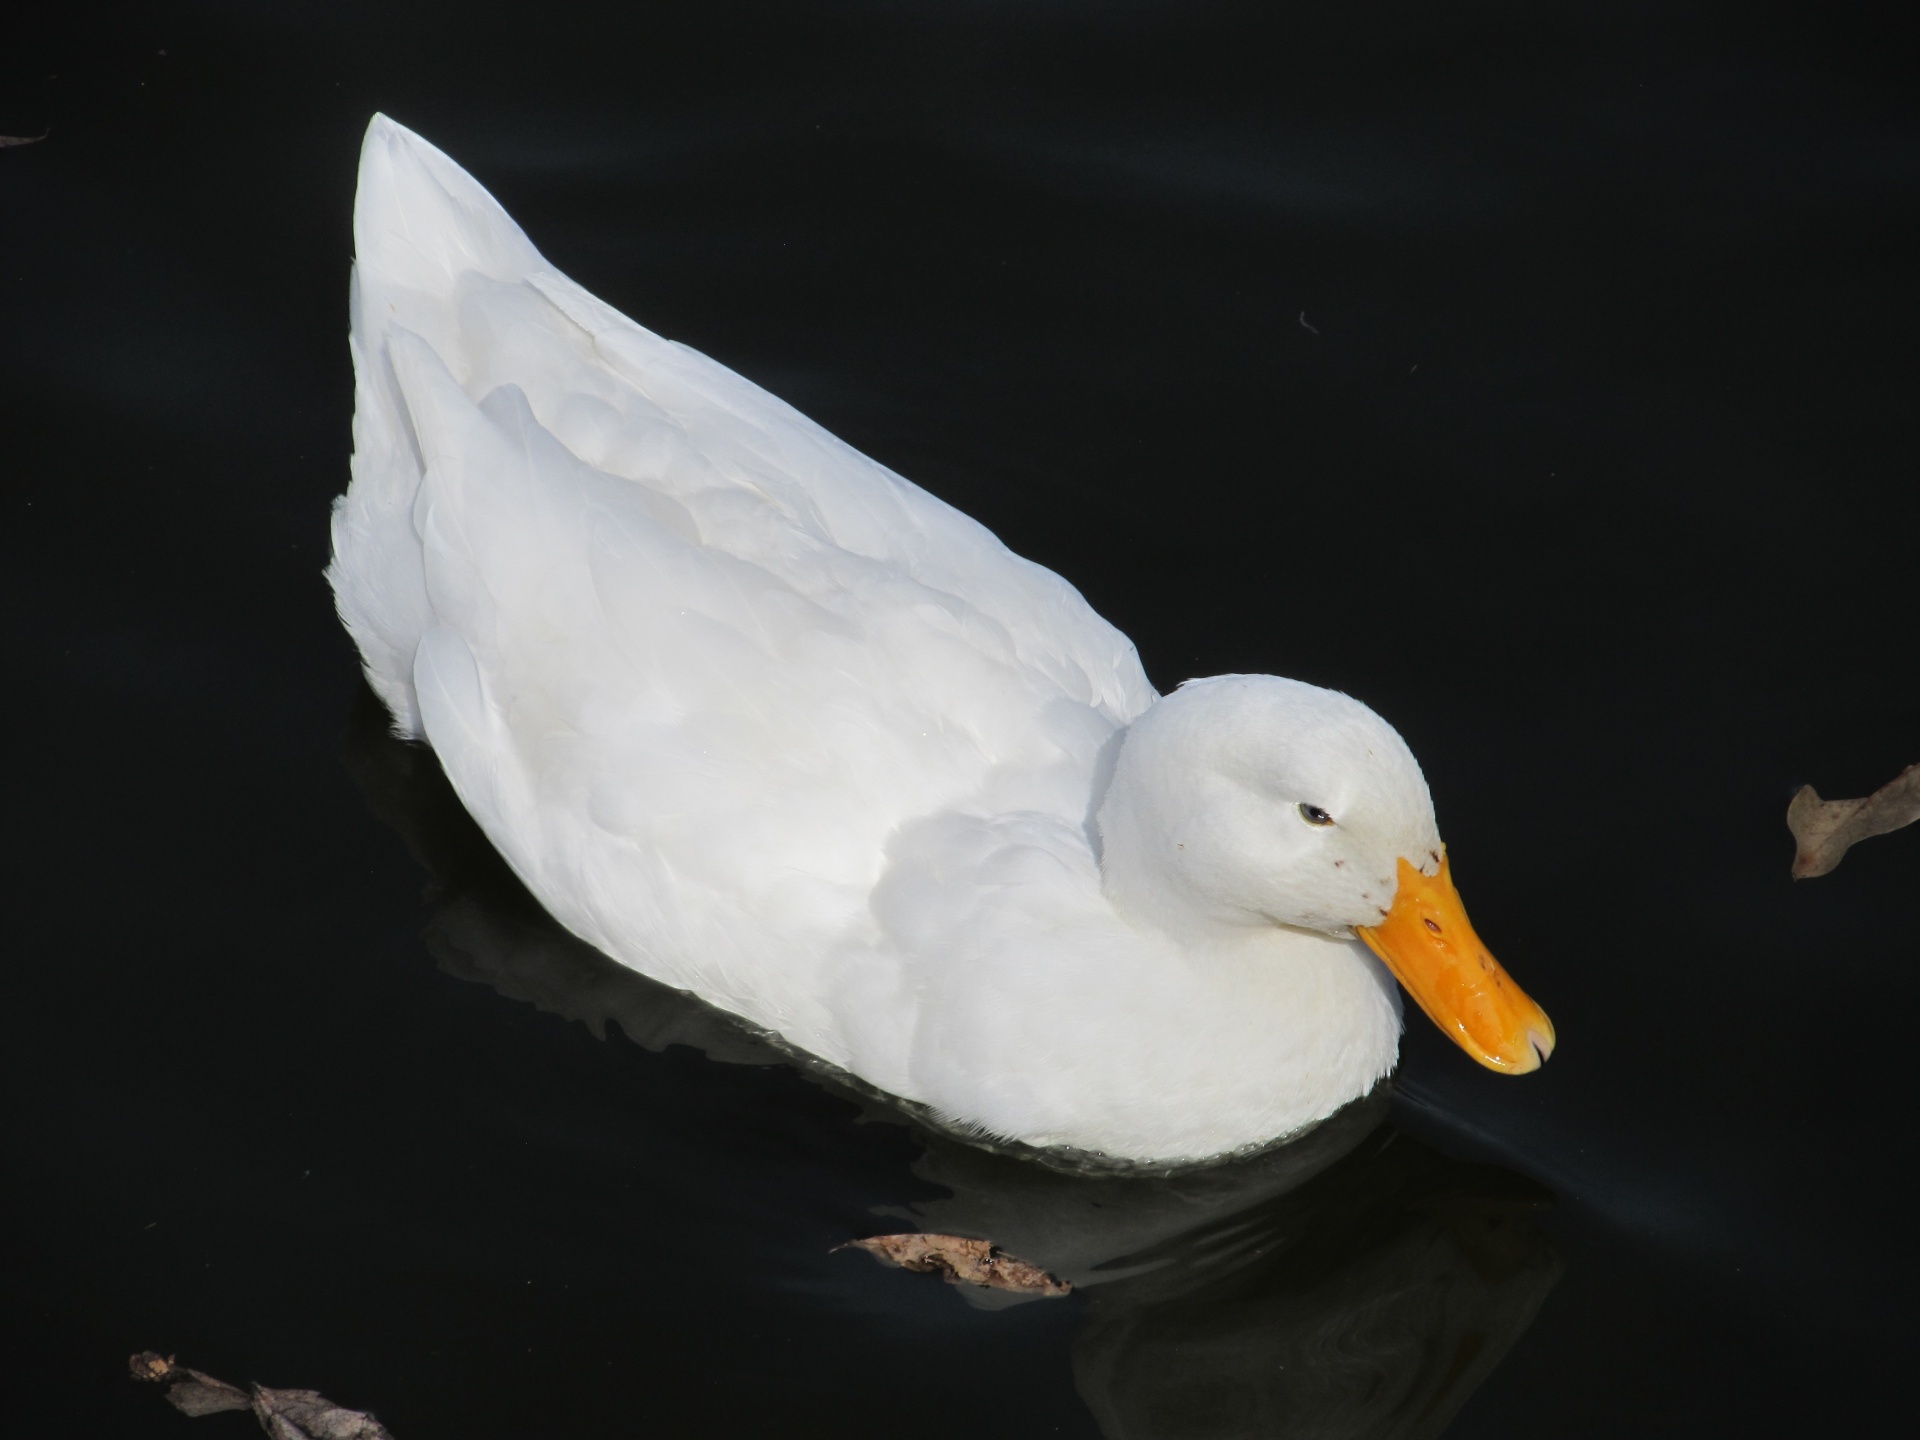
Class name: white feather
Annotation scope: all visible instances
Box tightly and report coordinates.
[329,116,1433,1163]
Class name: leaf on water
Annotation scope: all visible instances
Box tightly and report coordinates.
[0,132,48,148]
[1788,764,1920,878]
[128,1352,251,1416]
[250,1385,396,1440]
[130,1354,396,1438]
[835,1232,1071,1296]
[129,1351,174,1383]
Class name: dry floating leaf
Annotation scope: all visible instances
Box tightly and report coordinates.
[129,1351,176,1383]
[250,1385,395,1440]
[130,1353,395,1438]
[128,1352,251,1416]
[1787,764,1920,878]
[836,1232,1071,1296]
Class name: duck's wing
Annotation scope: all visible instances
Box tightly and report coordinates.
[328,117,1155,1067]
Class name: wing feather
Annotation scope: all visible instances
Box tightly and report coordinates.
[329,115,1157,1077]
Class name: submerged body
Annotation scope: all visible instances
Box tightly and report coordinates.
[330,117,1549,1164]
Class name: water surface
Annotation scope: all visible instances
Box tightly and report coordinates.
[4,3,1916,1434]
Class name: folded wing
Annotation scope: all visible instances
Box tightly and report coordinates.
[327,116,1156,1074]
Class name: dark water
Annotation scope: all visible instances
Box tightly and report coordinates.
[5,3,1916,1435]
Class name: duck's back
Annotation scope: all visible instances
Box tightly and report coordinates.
[329,117,1157,1083]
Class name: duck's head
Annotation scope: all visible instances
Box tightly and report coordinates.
[1096,674,1554,1074]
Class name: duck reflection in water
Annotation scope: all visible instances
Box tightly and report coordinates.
[348,689,1560,1440]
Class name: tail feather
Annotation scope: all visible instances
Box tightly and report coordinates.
[330,115,544,734]
[352,114,543,295]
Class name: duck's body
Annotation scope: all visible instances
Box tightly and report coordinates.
[330,118,1548,1164]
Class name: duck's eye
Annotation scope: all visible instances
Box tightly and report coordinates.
[1298,803,1335,827]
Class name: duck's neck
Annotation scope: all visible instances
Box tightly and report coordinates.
[1099,837,1258,946]
[1094,740,1263,946]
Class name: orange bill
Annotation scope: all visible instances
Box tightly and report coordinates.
[1355,852,1555,1073]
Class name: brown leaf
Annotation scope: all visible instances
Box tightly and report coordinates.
[251,1385,396,1440]
[171,1378,257,1419]
[836,1232,1071,1296]
[128,1352,252,1417]
[129,1355,395,1437]
[0,132,48,148]
[1787,764,1920,878]
[129,1351,176,1383]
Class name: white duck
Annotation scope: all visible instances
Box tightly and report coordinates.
[329,116,1554,1166]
